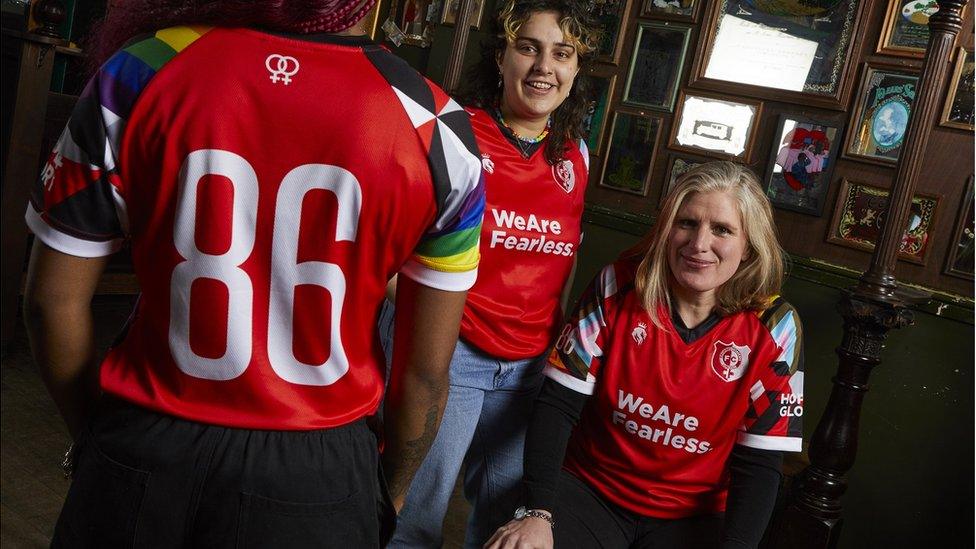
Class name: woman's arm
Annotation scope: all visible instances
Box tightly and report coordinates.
[721,445,784,548]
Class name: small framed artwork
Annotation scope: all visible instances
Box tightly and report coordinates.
[828,179,939,264]
[599,112,663,196]
[641,0,702,22]
[622,22,691,112]
[386,0,436,47]
[669,91,762,160]
[944,175,974,279]
[593,0,634,64]
[940,48,975,130]
[584,75,616,156]
[845,64,920,165]
[661,153,710,205]
[763,115,844,217]
[876,0,946,58]
[441,0,485,28]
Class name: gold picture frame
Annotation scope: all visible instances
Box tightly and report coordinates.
[440,0,486,28]
[940,47,975,131]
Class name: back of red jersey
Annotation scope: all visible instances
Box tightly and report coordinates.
[27,27,485,429]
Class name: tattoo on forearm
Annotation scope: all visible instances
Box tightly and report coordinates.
[388,404,440,500]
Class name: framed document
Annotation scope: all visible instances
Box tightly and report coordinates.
[940,48,975,130]
[584,75,617,155]
[669,91,762,160]
[441,0,485,28]
[845,65,920,165]
[622,22,691,112]
[828,179,939,264]
[763,114,843,217]
[945,175,974,279]
[661,153,710,205]
[641,0,702,21]
[691,0,864,108]
[599,112,663,196]
[593,0,634,64]
[877,0,943,58]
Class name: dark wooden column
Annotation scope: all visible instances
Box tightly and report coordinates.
[441,0,476,93]
[766,1,969,547]
[0,0,69,356]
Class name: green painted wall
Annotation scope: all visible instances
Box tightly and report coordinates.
[571,220,975,548]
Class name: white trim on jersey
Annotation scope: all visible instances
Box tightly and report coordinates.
[578,138,590,170]
[544,364,596,395]
[400,259,478,292]
[26,206,123,258]
[736,431,802,452]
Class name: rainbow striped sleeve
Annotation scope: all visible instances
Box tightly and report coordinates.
[26,26,211,257]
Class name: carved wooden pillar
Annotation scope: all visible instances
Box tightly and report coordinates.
[766,1,969,547]
[441,0,476,93]
[0,0,68,356]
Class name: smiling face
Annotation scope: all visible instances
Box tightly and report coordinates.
[497,10,580,135]
[667,190,750,309]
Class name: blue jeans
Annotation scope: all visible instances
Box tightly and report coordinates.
[378,301,546,548]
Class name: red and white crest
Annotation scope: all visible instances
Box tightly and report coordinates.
[552,159,575,193]
[711,340,751,382]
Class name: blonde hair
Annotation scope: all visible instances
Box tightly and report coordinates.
[628,161,784,327]
[496,0,599,56]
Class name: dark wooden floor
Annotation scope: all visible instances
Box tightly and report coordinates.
[0,295,470,548]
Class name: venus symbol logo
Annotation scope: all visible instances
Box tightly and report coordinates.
[265,54,300,85]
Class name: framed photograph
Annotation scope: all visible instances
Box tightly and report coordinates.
[828,179,939,264]
[877,0,946,58]
[845,65,920,165]
[622,22,691,112]
[661,153,710,205]
[691,0,864,107]
[593,0,634,64]
[763,115,844,217]
[386,0,436,47]
[641,0,702,21]
[669,91,762,160]
[599,112,663,196]
[940,48,975,130]
[944,175,974,279]
[584,75,617,156]
[440,0,485,28]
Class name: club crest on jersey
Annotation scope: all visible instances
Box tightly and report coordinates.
[266,54,300,85]
[481,154,495,174]
[631,322,647,346]
[711,341,751,382]
[552,159,575,193]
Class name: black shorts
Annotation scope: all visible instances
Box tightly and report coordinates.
[52,398,396,548]
[552,471,722,549]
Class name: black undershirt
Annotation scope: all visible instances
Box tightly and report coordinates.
[490,111,545,159]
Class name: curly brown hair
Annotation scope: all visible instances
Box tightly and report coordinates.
[456,0,601,165]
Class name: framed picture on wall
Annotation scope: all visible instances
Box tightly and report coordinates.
[661,153,710,205]
[388,0,435,46]
[940,48,975,130]
[593,0,634,64]
[441,0,485,28]
[844,64,920,165]
[599,112,663,196]
[827,179,939,264]
[669,91,762,160]
[691,0,864,107]
[763,115,843,217]
[584,75,617,156]
[944,175,974,279]
[876,0,945,58]
[622,22,691,112]
[641,0,702,22]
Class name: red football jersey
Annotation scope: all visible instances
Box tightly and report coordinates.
[459,108,588,359]
[548,261,804,518]
[27,27,485,430]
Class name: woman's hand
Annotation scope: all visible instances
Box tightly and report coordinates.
[483,517,554,549]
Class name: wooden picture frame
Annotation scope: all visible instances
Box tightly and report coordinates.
[763,114,844,217]
[584,74,617,156]
[593,0,634,65]
[440,0,485,28]
[944,175,975,279]
[661,153,711,205]
[876,0,958,58]
[940,47,975,130]
[640,0,703,22]
[599,111,663,196]
[364,2,382,39]
[688,0,866,109]
[668,90,762,161]
[622,22,691,112]
[827,178,940,265]
[386,0,435,47]
[844,63,920,166]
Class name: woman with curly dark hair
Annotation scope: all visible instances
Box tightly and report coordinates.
[379,0,600,546]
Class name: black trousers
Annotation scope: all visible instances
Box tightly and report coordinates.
[552,471,723,549]
[52,398,396,548]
